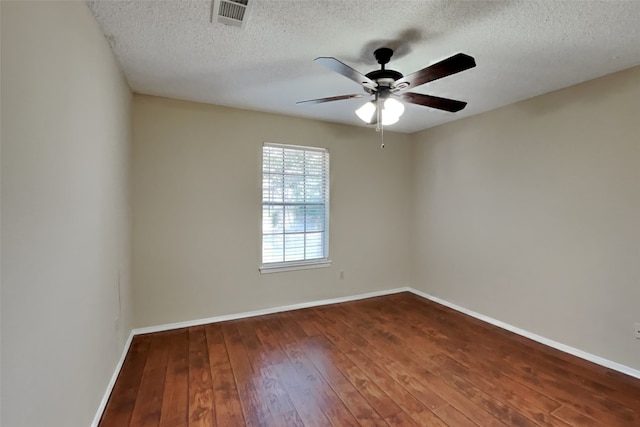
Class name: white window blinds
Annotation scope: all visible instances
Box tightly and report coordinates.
[261,143,329,269]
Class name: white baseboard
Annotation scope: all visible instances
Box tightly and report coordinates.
[93,285,640,424]
[406,288,640,380]
[133,287,411,336]
[91,330,135,427]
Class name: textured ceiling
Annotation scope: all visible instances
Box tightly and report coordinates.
[88,0,640,134]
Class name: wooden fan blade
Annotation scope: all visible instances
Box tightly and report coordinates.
[315,57,376,90]
[400,92,467,112]
[393,53,476,91]
[297,94,366,105]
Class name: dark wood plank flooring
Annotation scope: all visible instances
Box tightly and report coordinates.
[99,292,640,426]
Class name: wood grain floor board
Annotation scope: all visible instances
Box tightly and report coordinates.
[343,349,450,427]
[430,352,571,427]
[310,305,450,412]
[362,303,565,426]
[159,330,189,427]
[221,322,276,427]
[300,338,393,426]
[129,333,171,427]
[383,294,640,425]
[316,303,524,427]
[204,324,246,426]
[307,336,405,420]
[270,361,334,427]
[394,294,628,397]
[98,293,640,427]
[268,314,362,426]
[187,326,215,427]
[432,404,479,427]
[550,404,602,427]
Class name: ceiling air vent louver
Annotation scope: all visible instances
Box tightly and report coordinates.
[213,0,251,28]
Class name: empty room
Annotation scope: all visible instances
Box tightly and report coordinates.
[2,1,640,426]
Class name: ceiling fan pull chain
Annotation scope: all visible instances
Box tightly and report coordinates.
[375,96,385,148]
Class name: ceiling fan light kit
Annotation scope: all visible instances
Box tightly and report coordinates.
[298,47,477,131]
[355,101,376,123]
[355,97,404,125]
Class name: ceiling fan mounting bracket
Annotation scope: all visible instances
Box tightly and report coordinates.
[373,47,394,67]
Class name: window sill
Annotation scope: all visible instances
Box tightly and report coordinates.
[259,260,332,274]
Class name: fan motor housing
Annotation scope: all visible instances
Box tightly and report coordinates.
[365,71,403,94]
[365,69,403,82]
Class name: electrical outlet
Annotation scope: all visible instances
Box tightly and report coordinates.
[635,323,640,339]
[339,271,344,280]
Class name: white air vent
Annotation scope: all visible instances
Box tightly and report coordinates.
[214,0,251,28]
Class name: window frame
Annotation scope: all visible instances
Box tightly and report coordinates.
[259,142,331,273]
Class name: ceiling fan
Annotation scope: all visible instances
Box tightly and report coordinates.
[298,48,476,126]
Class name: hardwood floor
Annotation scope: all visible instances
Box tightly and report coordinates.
[99,292,640,426]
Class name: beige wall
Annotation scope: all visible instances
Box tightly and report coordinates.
[1,3,638,424]
[1,2,132,426]
[132,95,414,327]
[412,66,640,371]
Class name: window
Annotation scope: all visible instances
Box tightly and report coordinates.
[261,143,330,272]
